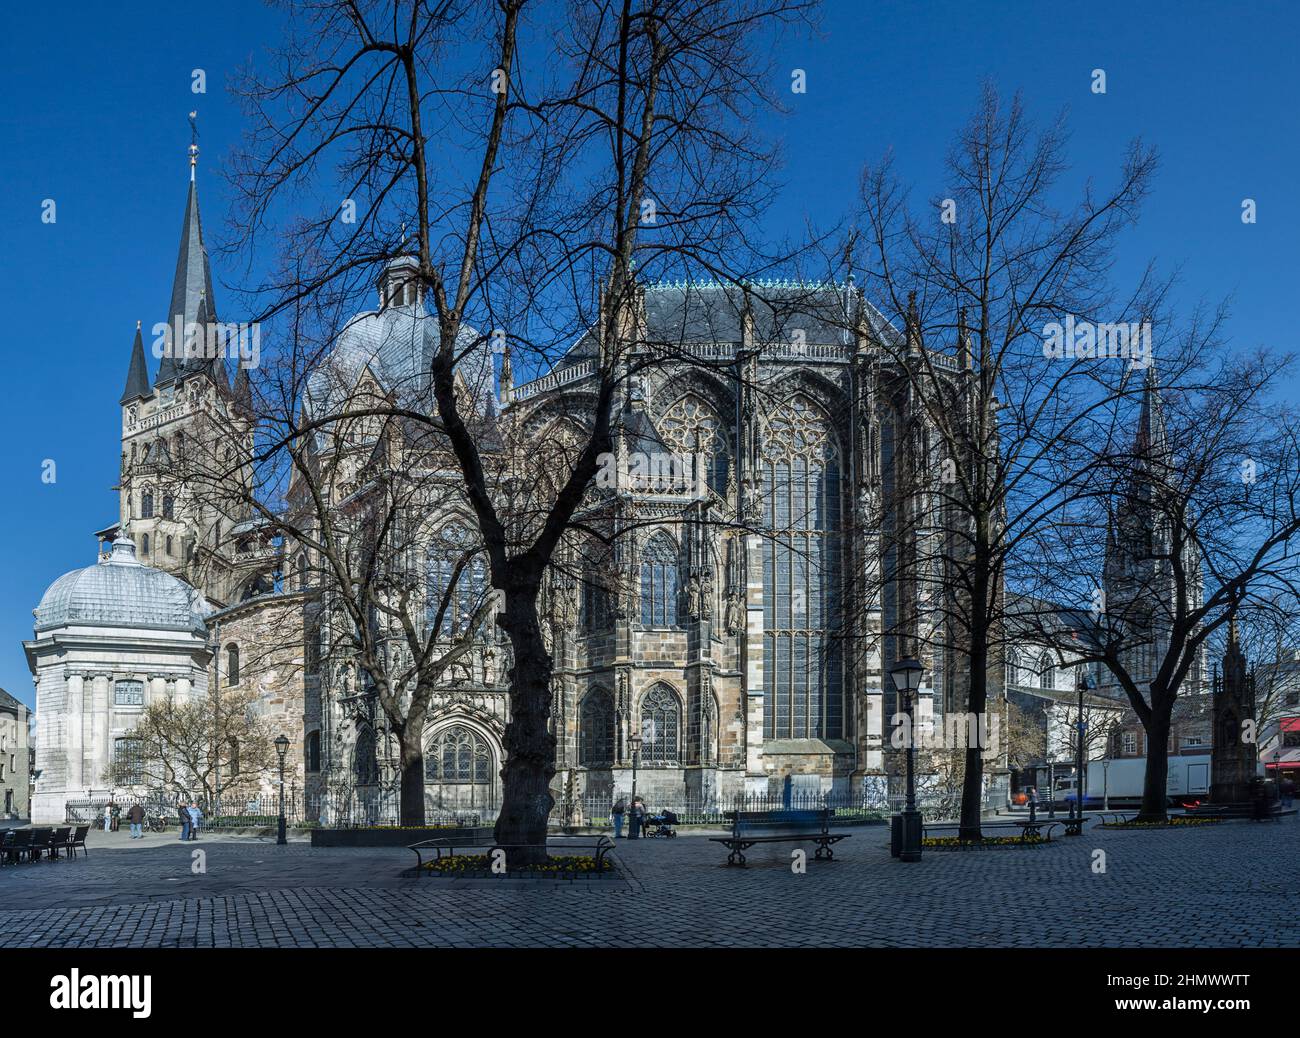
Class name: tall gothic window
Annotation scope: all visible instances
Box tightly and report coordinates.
[354,726,379,786]
[1038,652,1055,690]
[162,495,174,519]
[658,393,730,495]
[425,725,492,783]
[639,684,680,765]
[115,737,144,785]
[640,533,679,627]
[426,523,487,636]
[761,393,844,740]
[226,645,241,686]
[141,491,154,519]
[579,689,615,766]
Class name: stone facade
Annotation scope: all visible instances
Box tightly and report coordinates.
[0,688,30,820]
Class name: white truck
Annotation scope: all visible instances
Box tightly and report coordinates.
[1066,756,1211,807]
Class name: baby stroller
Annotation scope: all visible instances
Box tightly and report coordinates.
[644,809,679,838]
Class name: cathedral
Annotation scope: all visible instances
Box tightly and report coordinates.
[49,153,1234,824]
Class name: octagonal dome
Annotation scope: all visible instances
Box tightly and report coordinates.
[34,536,209,634]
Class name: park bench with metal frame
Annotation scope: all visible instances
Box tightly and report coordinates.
[711,808,849,867]
[922,819,1068,843]
[407,834,615,875]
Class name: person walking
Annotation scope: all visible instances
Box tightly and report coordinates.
[110,801,121,832]
[188,802,203,841]
[178,800,191,841]
[103,802,113,833]
[627,797,644,840]
[611,797,626,839]
[1281,775,1295,809]
[126,802,145,840]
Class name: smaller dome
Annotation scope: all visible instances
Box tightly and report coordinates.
[34,536,209,634]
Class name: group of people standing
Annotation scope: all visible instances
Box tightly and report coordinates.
[611,797,646,839]
[177,801,203,841]
[99,799,205,839]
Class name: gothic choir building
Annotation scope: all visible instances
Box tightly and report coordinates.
[36,153,1215,822]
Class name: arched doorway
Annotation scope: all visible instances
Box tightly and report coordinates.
[424,723,500,818]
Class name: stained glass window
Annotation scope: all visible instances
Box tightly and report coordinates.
[640,533,679,627]
[761,394,844,739]
[579,689,616,766]
[425,725,492,784]
[658,394,730,495]
[426,523,488,636]
[639,684,680,764]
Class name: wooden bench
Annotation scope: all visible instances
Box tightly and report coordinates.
[710,808,849,867]
[407,834,615,875]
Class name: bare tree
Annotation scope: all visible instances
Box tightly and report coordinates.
[225,0,813,857]
[851,85,1161,838]
[106,685,277,807]
[1031,357,1300,819]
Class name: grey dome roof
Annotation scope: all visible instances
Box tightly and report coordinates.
[34,537,209,635]
[303,296,492,447]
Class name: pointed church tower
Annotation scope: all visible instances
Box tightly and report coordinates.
[155,136,223,389]
[117,131,256,608]
[120,321,151,405]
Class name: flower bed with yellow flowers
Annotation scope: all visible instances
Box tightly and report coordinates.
[422,853,614,878]
[1098,817,1221,829]
[921,835,1046,849]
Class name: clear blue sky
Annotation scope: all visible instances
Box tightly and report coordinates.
[1,0,1296,709]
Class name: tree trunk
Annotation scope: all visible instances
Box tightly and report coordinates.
[399,723,426,828]
[1138,708,1170,822]
[957,575,990,841]
[494,593,556,866]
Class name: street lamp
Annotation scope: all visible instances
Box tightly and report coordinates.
[890,657,924,862]
[1073,674,1091,823]
[629,730,643,840]
[274,734,290,846]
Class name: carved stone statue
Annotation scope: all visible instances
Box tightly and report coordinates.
[685,574,702,620]
[724,592,743,636]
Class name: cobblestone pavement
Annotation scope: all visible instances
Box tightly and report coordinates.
[1,816,1296,947]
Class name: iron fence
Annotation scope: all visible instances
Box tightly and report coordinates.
[549,790,908,828]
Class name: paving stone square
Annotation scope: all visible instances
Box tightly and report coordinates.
[2,816,1296,948]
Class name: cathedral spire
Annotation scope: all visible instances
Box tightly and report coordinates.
[1135,361,1166,458]
[957,306,973,370]
[904,291,921,354]
[232,363,252,413]
[120,321,151,405]
[156,128,219,388]
[498,341,514,407]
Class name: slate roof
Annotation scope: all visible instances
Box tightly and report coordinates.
[560,280,901,365]
[34,537,209,635]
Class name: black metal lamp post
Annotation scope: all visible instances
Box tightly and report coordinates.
[274,734,289,846]
[630,731,642,806]
[890,657,925,862]
[1073,674,1090,823]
